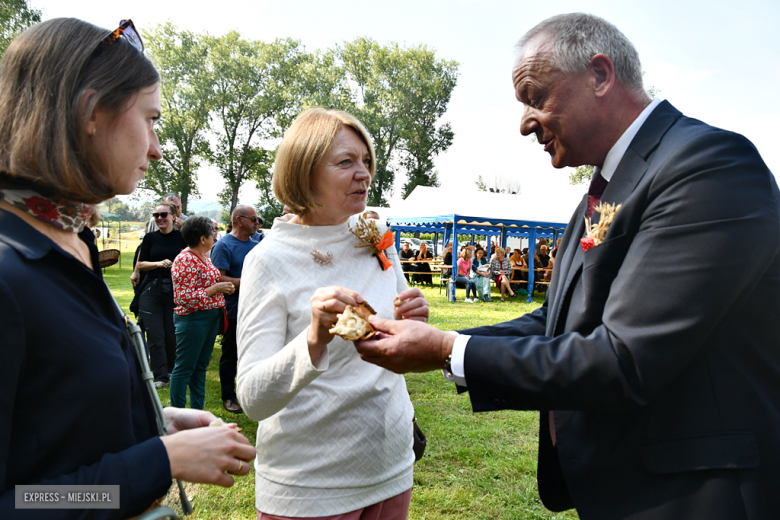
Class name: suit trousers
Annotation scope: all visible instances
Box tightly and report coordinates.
[171,308,219,409]
[220,319,239,402]
[139,284,176,383]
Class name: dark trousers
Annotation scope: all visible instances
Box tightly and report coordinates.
[219,319,238,402]
[140,286,177,383]
[171,309,219,409]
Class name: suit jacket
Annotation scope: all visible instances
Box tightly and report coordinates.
[459,101,780,520]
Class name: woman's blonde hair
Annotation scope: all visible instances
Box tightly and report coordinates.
[0,18,159,203]
[460,248,472,260]
[273,108,375,216]
[495,246,506,257]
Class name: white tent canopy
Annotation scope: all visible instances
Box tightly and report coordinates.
[388,186,578,225]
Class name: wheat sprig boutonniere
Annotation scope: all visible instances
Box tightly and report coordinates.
[350,212,395,270]
[580,202,622,252]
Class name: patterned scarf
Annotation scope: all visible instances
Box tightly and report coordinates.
[0,189,94,233]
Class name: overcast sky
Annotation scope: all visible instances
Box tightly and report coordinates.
[39,0,780,213]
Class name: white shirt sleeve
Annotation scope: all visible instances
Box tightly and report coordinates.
[441,332,469,387]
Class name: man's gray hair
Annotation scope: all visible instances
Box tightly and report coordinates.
[163,193,181,203]
[518,13,645,95]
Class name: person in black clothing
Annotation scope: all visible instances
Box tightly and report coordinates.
[442,242,453,265]
[399,241,416,282]
[414,241,434,285]
[535,244,550,268]
[442,242,454,281]
[137,202,187,387]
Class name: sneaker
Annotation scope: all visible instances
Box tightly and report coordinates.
[464,298,473,303]
[154,381,169,389]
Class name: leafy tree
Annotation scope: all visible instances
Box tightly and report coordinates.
[297,49,353,111]
[569,165,594,185]
[0,0,41,55]
[136,200,158,223]
[398,48,458,198]
[336,38,402,206]
[140,24,213,213]
[335,39,458,206]
[102,198,136,221]
[207,32,307,216]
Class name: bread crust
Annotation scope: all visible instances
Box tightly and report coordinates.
[329,301,377,341]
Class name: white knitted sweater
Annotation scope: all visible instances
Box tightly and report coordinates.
[236,215,414,517]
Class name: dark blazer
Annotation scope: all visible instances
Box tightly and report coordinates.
[459,101,780,520]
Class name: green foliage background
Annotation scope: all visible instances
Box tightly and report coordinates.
[0,0,40,55]
[140,25,460,218]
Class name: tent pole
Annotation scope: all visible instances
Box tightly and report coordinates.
[526,228,537,302]
[450,221,458,302]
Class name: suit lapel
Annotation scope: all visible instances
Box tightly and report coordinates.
[547,195,587,336]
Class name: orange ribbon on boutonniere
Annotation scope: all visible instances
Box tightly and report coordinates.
[350,212,395,271]
[581,201,622,252]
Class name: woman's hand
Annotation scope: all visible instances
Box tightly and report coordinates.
[209,282,235,296]
[393,288,429,323]
[158,259,172,269]
[307,286,363,365]
[164,407,219,434]
[161,424,255,487]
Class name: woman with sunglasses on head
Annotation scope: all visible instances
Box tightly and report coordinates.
[137,202,187,388]
[0,19,255,519]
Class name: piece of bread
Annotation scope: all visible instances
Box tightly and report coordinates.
[329,301,377,341]
[209,418,242,431]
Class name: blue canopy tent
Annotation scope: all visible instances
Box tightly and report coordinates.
[388,214,567,302]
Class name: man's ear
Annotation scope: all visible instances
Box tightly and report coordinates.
[590,54,615,99]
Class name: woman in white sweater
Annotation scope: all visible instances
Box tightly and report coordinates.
[237,108,429,519]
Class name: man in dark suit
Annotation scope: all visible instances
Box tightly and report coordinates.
[356,13,780,520]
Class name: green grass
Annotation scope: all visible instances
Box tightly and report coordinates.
[104,253,577,519]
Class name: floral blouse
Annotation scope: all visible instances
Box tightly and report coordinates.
[171,250,225,316]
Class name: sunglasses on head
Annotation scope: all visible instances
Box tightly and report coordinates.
[93,19,144,58]
[152,212,170,219]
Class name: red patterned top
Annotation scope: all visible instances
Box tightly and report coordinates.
[171,250,225,316]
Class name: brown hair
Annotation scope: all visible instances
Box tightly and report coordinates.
[0,18,159,203]
[272,108,375,216]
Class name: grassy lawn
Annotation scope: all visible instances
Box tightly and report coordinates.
[104,251,578,519]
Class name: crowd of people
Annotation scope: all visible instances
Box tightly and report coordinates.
[2,12,778,520]
[131,198,266,413]
[437,239,558,302]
